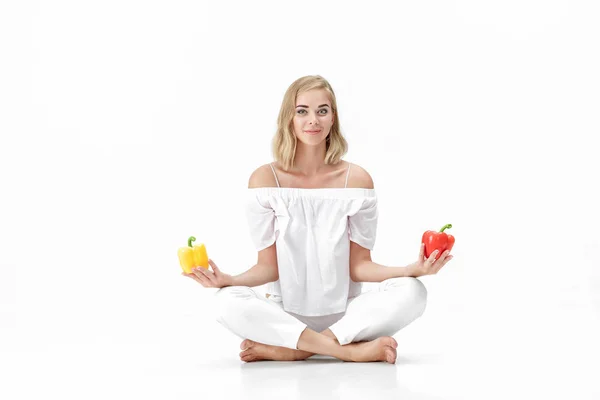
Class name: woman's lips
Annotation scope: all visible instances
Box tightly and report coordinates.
[304,130,321,135]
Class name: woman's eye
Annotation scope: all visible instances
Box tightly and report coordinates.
[296,109,328,115]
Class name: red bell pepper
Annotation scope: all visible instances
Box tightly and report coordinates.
[422,224,455,258]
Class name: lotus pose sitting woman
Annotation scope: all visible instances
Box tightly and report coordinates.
[183,75,453,363]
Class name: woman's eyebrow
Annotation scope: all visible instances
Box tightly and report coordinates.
[296,104,330,108]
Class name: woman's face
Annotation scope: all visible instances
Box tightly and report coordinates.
[292,89,335,146]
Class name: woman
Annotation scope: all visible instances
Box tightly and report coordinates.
[183,75,453,363]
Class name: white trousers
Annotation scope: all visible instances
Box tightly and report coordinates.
[214,277,428,350]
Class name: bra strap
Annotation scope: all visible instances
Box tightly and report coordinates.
[269,163,280,188]
[344,163,351,188]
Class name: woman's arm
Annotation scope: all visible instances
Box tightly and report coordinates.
[350,241,453,281]
[349,241,414,282]
[229,243,279,287]
[350,259,415,282]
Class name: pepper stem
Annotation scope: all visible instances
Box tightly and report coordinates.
[440,224,452,233]
[187,236,196,247]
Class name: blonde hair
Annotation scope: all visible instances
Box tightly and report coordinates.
[272,75,348,171]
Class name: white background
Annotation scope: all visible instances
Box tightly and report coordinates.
[1,1,599,399]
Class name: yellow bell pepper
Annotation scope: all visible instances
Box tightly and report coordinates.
[178,236,209,273]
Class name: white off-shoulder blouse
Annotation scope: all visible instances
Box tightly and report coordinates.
[245,166,378,316]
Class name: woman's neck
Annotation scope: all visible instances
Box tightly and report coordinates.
[291,142,328,177]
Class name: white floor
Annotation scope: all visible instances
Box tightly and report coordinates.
[1,272,598,400]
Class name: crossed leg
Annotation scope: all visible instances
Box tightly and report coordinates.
[240,327,398,363]
[239,328,340,362]
[215,277,426,363]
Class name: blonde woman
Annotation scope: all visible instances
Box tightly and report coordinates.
[183,75,453,363]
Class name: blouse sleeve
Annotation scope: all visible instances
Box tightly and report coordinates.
[246,190,277,251]
[348,195,379,250]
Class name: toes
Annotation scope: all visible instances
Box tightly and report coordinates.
[240,349,255,362]
[382,336,397,349]
[239,349,252,358]
[240,339,254,350]
[385,348,397,364]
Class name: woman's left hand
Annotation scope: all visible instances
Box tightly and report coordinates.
[409,243,453,278]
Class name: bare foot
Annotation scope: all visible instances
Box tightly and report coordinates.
[239,340,313,362]
[346,337,398,363]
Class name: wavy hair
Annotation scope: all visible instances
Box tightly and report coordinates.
[272,75,348,171]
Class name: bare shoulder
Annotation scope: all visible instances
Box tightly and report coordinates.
[346,162,374,189]
[248,163,278,188]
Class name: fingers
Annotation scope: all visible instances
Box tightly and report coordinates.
[419,243,425,260]
[182,260,224,288]
[196,266,214,279]
[411,250,438,278]
[427,250,439,267]
[208,259,220,273]
[183,271,211,287]
[194,267,216,285]
[188,268,213,287]
[432,251,453,273]
[192,272,211,287]
[196,267,222,287]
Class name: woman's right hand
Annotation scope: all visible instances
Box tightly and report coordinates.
[181,259,233,289]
